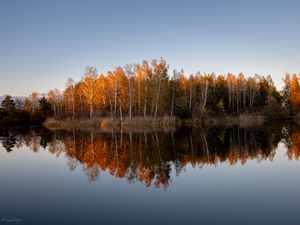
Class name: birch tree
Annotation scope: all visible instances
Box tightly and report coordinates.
[81,66,98,118]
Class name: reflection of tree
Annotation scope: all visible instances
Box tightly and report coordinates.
[48,125,283,188]
[190,125,280,166]
[57,130,173,188]
[2,135,16,152]
[284,126,300,160]
[3,124,300,189]
[0,126,52,152]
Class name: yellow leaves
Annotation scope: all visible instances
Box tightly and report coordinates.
[289,74,300,111]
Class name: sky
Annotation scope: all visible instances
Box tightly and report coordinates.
[0,0,300,96]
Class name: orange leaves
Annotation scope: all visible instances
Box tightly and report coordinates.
[290,74,300,111]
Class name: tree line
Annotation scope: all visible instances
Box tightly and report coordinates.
[0,95,51,124]
[2,58,300,122]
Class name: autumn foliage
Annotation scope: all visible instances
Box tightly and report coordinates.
[46,60,300,120]
[2,58,300,123]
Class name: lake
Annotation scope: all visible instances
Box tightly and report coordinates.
[0,124,300,225]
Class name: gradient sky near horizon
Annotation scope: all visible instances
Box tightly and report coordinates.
[1,0,300,96]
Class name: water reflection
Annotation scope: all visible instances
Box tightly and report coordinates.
[1,124,300,188]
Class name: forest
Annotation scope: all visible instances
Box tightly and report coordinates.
[0,95,51,125]
[1,58,300,126]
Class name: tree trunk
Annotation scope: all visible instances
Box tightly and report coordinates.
[129,88,132,118]
[202,81,208,112]
[154,75,162,118]
[72,94,75,121]
[89,103,93,118]
[119,105,123,122]
[170,80,175,117]
[108,96,113,119]
[79,94,83,117]
[89,93,93,118]
[189,80,192,112]
[114,81,118,117]
[143,84,147,118]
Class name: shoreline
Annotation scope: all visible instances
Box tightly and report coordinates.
[43,114,280,131]
[44,116,177,132]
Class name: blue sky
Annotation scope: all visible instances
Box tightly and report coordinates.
[0,0,300,95]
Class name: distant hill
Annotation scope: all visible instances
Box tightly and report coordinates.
[0,96,26,103]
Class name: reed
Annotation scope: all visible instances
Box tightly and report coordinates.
[211,113,265,128]
[45,116,177,132]
[44,117,100,129]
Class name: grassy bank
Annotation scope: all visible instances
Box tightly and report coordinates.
[44,116,178,132]
[44,118,100,130]
[44,114,270,131]
[101,116,177,132]
[210,113,265,128]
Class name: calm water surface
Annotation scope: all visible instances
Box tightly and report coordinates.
[0,125,300,225]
